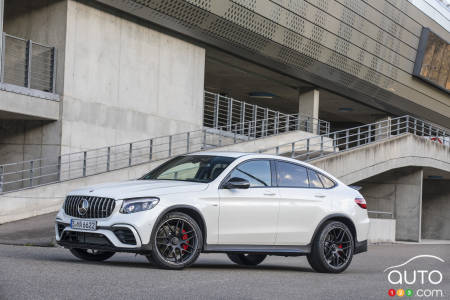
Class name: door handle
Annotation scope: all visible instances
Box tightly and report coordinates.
[264,192,277,196]
[315,194,326,198]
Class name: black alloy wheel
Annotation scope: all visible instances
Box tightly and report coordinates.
[307,221,354,273]
[149,212,203,269]
[69,248,115,261]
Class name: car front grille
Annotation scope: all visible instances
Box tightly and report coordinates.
[64,196,116,218]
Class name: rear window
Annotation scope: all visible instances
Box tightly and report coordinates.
[317,173,336,189]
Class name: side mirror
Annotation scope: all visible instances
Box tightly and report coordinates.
[223,177,250,189]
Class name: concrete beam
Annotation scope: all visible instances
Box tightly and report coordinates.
[0,88,59,120]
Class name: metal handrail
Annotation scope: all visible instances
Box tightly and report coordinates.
[0,113,447,193]
[203,91,330,135]
[259,116,450,160]
[0,98,328,193]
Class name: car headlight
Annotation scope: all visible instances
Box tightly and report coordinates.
[120,197,159,214]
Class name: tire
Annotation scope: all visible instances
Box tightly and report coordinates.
[227,253,267,266]
[307,221,354,273]
[69,248,115,262]
[149,212,203,270]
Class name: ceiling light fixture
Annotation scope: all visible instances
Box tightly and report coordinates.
[248,92,277,99]
[338,107,353,112]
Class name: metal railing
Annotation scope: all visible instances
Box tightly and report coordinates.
[204,91,330,135]
[259,116,450,160]
[0,91,329,193]
[1,33,56,93]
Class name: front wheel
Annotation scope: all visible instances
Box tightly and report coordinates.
[307,221,354,273]
[227,253,267,266]
[149,212,203,270]
[69,248,115,261]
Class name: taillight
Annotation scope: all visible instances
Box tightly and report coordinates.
[354,197,367,209]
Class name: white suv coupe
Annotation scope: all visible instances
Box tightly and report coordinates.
[56,152,369,273]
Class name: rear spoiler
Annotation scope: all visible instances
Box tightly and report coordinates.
[349,185,362,191]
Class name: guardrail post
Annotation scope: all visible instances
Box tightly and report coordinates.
[368,124,372,143]
[29,161,33,186]
[51,47,57,93]
[83,151,87,177]
[333,133,337,152]
[306,139,310,160]
[397,118,400,135]
[240,102,245,135]
[291,142,295,158]
[320,136,324,156]
[275,146,279,155]
[168,136,172,157]
[106,147,111,171]
[128,143,132,166]
[0,165,4,193]
[213,94,219,128]
[286,115,290,132]
[186,132,190,152]
[57,155,61,180]
[357,127,361,146]
[264,108,268,136]
[345,129,349,150]
[149,139,153,160]
[0,33,5,83]
[227,99,232,131]
[233,125,237,143]
[275,112,279,134]
[26,40,32,88]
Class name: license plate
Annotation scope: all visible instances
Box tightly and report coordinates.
[71,219,97,231]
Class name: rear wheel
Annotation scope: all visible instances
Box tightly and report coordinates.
[69,248,115,261]
[307,221,354,273]
[227,253,267,266]
[148,212,203,270]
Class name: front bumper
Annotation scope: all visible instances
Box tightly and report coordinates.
[55,202,163,252]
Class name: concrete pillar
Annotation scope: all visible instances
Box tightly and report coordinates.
[375,116,392,141]
[394,168,423,242]
[422,179,450,240]
[299,89,319,134]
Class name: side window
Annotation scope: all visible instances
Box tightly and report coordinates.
[229,160,272,187]
[276,161,309,188]
[308,169,324,188]
[317,173,336,189]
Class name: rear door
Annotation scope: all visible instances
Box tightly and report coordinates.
[218,159,280,245]
[274,161,329,245]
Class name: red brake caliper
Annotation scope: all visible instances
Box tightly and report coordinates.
[338,244,343,249]
[181,229,189,250]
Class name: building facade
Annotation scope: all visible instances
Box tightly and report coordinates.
[0,0,449,241]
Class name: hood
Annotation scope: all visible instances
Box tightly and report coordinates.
[68,180,208,199]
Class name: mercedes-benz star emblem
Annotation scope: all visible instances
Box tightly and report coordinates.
[78,199,89,216]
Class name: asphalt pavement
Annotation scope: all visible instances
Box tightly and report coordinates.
[0,243,448,300]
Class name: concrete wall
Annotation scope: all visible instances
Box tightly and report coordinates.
[357,167,423,242]
[60,0,205,154]
[1,0,67,166]
[368,219,396,243]
[422,179,450,240]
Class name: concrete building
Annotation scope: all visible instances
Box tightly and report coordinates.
[0,0,449,242]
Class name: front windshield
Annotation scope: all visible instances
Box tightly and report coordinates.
[140,155,236,183]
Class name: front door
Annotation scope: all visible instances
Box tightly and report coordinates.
[218,159,279,245]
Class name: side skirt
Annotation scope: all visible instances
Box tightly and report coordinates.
[203,244,311,257]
